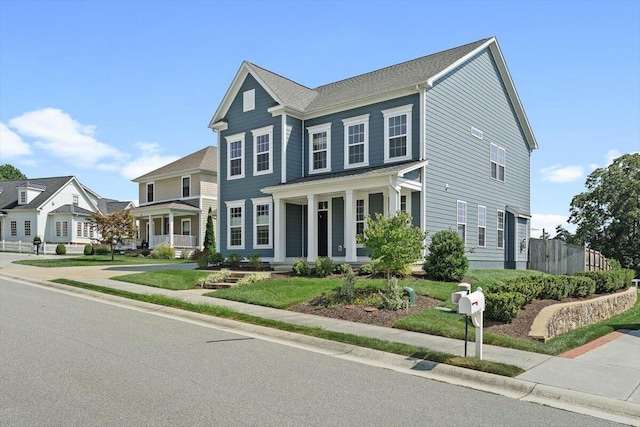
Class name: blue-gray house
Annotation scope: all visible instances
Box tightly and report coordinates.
[209,37,538,269]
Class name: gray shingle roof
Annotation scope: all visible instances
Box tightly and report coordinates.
[133,146,217,182]
[50,204,94,215]
[244,38,490,114]
[0,176,73,211]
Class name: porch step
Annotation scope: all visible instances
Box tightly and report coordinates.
[224,272,249,284]
[203,282,239,289]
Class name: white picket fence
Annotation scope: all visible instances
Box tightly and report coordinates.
[0,240,136,255]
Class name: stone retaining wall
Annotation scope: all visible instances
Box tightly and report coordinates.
[529,287,637,342]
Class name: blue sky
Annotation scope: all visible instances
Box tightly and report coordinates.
[1,0,638,236]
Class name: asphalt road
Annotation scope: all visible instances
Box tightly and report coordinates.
[0,278,624,427]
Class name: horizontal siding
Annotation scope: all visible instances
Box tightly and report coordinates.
[286,115,303,182]
[331,196,344,257]
[424,48,531,266]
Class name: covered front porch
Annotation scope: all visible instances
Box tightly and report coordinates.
[263,160,426,263]
[130,202,203,249]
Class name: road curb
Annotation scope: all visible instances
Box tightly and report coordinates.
[4,273,638,426]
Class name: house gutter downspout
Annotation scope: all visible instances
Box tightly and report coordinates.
[418,83,428,258]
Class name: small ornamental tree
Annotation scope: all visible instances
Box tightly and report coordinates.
[203,207,216,254]
[356,212,427,278]
[90,209,136,261]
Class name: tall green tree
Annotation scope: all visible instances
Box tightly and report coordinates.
[90,209,136,261]
[568,153,639,274]
[0,164,27,180]
[357,211,426,278]
[203,207,216,253]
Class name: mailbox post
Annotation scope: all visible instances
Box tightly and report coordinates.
[452,286,485,360]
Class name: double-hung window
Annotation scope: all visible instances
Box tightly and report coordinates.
[252,197,272,249]
[146,183,154,203]
[226,133,245,180]
[356,199,366,239]
[24,220,31,237]
[478,206,486,247]
[10,220,17,236]
[382,105,413,163]
[226,200,244,249]
[77,222,83,238]
[252,125,273,175]
[73,195,79,206]
[182,176,190,198]
[497,210,505,249]
[457,200,467,245]
[490,143,506,182]
[342,114,369,168]
[307,123,331,173]
[19,191,26,204]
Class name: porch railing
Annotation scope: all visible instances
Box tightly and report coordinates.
[149,234,197,248]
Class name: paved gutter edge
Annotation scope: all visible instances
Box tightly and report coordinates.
[3,272,638,426]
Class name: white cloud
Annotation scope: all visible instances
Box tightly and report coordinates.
[120,142,180,180]
[7,108,124,167]
[540,164,584,183]
[531,213,576,238]
[0,122,32,158]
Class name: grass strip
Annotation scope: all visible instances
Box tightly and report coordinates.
[113,270,210,290]
[14,256,193,268]
[52,278,524,377]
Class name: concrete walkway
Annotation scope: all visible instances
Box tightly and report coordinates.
[1,252,638,425]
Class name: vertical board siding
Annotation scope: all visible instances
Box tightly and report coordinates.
[424,48,531,268]
[331,196,344,257]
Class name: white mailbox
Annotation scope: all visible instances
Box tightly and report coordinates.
[458,290,485,316]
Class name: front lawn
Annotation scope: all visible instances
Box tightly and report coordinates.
[113,270,210,290]
[13,255,194,268]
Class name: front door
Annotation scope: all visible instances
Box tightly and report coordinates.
[318,211,328,257]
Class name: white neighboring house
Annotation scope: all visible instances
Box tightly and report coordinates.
[0,176,134,246]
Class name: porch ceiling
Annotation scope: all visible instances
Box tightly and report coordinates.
[130,202,201,218]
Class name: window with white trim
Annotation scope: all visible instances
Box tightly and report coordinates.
[226,133,245,180]
[252,197,272,249]
[146,183,154,203]
[56,221,61,237]
[400,195,408,213]
[252,125,273,175]
[10,220,17,236]
[182,176,190,198]
[73,194,79,206]
[457,200,467,245]
[342,114,369,168]
[478,206,486,247]
[182,219,191,236]
[77,222,83,237]
[243,89,255,112]
[226,200,245,249]
[24,220,31,237]
[83,222,89,238]
[382,104,413,163]
[62,221,68,237]
[490,143,506,182]
[497,210,505,249]
[307,123,331,173]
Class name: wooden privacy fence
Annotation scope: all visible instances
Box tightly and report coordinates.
[529,238,611,275]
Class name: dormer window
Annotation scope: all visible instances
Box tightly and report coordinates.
[19,190,26,204]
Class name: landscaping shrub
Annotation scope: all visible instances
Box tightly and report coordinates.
[94,245,110,255]
[380,276,407,311]
[55,243,66,255]
[358,262,377,276]
[576,269,634,294]
[292,258,311,277]
[179,250,192,259]
[248,254,262,270]
[193,250,208,268]
[196,269,231,287]
[140,248,151,257]
[208,251,225,265]
[538,275,574,300]
[237,273,270,286]
[83,244,94,256]
[486,276,543,306]
[151,243,175,259]
[569,276,596,298]
[226,253,243,268]
[423,230,468,282]
[336,263,351,275]
[315,257,334,277]
[339,266,356,303]
[485,292,525,323]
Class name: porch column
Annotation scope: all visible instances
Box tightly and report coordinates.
[273,197,285,262]
[307,194,317,262]
[148,215,154,248]
[388,184,399,216]
[344,190,357,263]
[168,211,174,247]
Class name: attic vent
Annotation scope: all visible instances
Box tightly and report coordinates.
[470,127,483,140]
